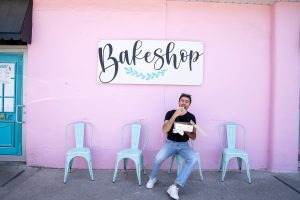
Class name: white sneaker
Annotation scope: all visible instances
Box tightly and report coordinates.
[146,177,157,189]
[167,184,179,200]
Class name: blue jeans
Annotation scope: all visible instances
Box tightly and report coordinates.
[150,139,197,187]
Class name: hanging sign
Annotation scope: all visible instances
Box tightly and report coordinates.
[97,40,204,85]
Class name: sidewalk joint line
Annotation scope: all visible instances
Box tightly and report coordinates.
[1,169,25,187]
[273,175,300,194]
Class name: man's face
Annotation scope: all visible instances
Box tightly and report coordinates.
[179,97,191,110]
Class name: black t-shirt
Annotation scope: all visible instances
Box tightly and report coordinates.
[165,110,196,142]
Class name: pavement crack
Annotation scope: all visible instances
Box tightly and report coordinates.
[273,175,300,194]
[1,169,25,187]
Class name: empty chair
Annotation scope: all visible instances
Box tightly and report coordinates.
[112,122,146,185]
[168,141,203,181]
[219,122,251,183]
[64,121,94,183]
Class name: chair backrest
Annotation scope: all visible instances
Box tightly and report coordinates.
[131,123,142,149]
[121,122,143,150]
[74,123,85,148]
[226,123,237,149]
[66,121,94,149]
[219,122,246,150]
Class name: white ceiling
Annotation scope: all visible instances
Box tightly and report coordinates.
[171,0,300,5]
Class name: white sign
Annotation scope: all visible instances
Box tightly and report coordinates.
[0,63,14,84]
[97,40,204,85]
[0,63,15,112]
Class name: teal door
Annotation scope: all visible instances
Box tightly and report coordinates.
[0,53,23,155]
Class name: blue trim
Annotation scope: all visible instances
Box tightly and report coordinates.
[0,53,23,155]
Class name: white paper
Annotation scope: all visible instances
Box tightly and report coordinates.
[0,63,15,97]
[173,122,194,136]
[4,81,15,97]
[173,129,185,136]
[0,97,2,112]
[190,120,208,136]
[4,98,14,112]
[0,83,2,97]
[0,63,15,84]
[174,122,194,132]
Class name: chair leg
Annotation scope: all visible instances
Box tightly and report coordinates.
[221,158,228,182]
[237,157,242,172]
[168,155,175,174]
[113,158,120,183]
[176,155,183,176]
[87,159,94,181]
[141,155,146,175]
[69,158,74,172]
[123,158,128,171]
[135,162,142,186]
[196,153,203,181]
[64,160,70,183]
[244,158,251,184]
[219,154,223,172]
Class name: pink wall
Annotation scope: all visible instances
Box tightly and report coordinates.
[25,0,299,171]
[269,3,300,172]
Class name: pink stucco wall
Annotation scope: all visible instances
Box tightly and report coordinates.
[269,3,300,172]
[26,0,299,171]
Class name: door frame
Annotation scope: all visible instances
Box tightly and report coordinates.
[0,46,27,162]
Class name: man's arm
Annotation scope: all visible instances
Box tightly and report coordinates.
[162,108,186,134]
[185,127,196,140]
[162,119,174,134]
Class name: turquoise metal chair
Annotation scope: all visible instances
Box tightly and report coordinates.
[112,122,146,185]
[219,122,251,183]
[64,121,94,183]
[168,141,203,181]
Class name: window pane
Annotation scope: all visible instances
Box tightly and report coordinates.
[4,80,15,97]
[0,83,2,96]
[4,98,14,112]
[0,97,2,112]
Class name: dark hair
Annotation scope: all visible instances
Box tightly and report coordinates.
[179,93,192,103]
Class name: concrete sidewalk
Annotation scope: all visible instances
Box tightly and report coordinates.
[0,163,299,200]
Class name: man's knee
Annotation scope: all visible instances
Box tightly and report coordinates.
[187,154,197,164]
[153,154,166,165]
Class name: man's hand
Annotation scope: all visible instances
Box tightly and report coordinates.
[174,107,187,117]
[185,127,197,140]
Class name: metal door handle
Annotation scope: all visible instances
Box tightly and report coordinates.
[16,105,25,124]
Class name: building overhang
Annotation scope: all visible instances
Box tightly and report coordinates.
[0,0,33,45]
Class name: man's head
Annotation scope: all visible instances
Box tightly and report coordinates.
[178,93,192,110]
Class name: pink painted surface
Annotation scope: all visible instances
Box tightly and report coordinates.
[25,0,299,171]
[269,3,300,172]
